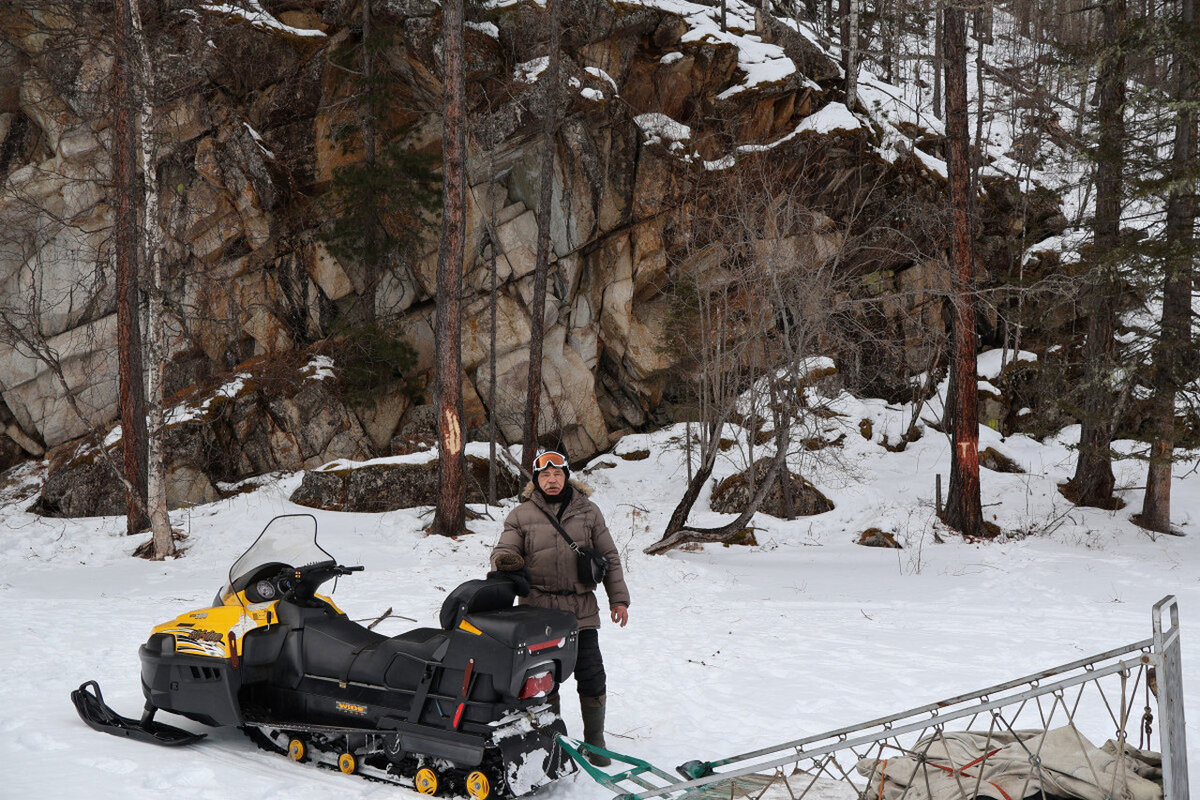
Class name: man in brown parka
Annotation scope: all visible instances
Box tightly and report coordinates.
[491,450,630,766]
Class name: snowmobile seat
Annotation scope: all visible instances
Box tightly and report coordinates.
[302,616,388,680]
[341,628,451,688]
[302,615,455,685]
[439,578,516,630]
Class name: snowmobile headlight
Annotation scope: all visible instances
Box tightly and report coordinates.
[148,633,176,655]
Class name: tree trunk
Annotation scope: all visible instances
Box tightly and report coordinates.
[113,0,149,535]
[972,8,987,188]
[933,6,943,120]
[360,0,379,321]
[1140,0,1197,533]
[522,0,560,469]
[659,421,721,539]
[432,0,467,538]
[843,0,859,109]
[940,3,983,538]
[132,0,174,559]
[1068,0,1125,509]
[488,219,499,507]
[646,408,790,555]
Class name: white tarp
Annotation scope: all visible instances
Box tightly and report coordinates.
[856,728,1163,800]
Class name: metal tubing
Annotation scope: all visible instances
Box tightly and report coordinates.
[703,636,1153,771]
[632,655,1152,800]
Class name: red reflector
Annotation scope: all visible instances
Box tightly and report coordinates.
[518,670,555,699]
[528,638,564,653]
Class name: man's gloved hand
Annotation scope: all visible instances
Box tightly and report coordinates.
[493,552,525,571]
[488,567,532,597]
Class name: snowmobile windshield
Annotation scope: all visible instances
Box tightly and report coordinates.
[220,514,334,604]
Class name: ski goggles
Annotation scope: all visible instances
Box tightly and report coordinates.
[532,451,569,471]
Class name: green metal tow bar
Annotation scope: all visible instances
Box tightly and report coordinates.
[557,736,784,800]
[557,736,684,800]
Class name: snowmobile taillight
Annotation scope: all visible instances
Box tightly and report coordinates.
[518,669,555,699]
[528,637,564,653]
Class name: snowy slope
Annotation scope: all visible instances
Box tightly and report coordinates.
[1,367,1197,800]
[1,4,1197,798]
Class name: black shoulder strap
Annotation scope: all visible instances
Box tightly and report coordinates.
[535,503,582,553]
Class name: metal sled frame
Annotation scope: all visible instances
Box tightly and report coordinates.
[564,596,1189,800]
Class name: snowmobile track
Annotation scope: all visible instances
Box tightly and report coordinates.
[241,723,513,798]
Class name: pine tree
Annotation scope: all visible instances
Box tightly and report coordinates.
[322,0,439,324]
[432,0,468,538]
[113,0,150,534]
[1066,0,1127,510]
[1138,0,1198,532]
[940,2,985,539]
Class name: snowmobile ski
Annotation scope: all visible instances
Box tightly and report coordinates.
[71,680,205,746]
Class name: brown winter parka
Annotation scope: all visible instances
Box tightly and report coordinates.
[491,480,630,630]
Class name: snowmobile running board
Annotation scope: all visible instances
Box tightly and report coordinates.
[562,596,1189,800]
[71,681,206,747]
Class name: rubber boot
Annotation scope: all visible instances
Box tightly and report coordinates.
[580,695,611,767]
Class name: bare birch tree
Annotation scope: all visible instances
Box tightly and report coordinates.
[131,0,174,558]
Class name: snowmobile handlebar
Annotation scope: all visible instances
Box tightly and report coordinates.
[278,561,364,605]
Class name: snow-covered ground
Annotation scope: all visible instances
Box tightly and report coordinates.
[1,364,1197,800]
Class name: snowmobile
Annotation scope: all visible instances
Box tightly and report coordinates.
[72,514,579,798]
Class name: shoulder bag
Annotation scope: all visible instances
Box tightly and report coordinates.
[536,505,609,588]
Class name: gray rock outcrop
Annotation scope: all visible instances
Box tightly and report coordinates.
[0,0,1069,497]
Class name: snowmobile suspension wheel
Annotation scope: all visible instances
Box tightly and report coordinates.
[414,767,440,795]
[338,752,357,774]
[287,738,306,762]
[465,770,491,800]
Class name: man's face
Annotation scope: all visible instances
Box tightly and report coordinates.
[537,465,566,496]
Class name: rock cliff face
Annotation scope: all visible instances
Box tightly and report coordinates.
[0,0,1063,491]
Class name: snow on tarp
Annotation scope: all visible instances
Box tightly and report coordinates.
[857,728,1164,800]
[199,1,327,38]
